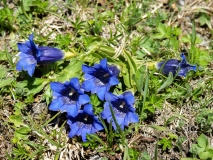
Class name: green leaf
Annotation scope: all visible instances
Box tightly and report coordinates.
[153,23,166,39]
[27,80,48,95]
[158,137,172,150]
[90,94,102,114]
[168,133,178,140]
[16,126,31,135]
[206,148,213,154]
[180,35,191,43]
[165,114,186,126]
[9,115,25,127]
[199,13,211,29]
[0,66,7,78]
[134,65,146,93]
[197,134,208,148]
[123,51,137,75]
[140,151,151,160]
[21,0,33,12]
[87,134,107,149]
[90,94,101,107]
[165,116,177,126]
[157,72,173,93]
[199,50,211,67]
[191,20,196,46]
[170,36,179,51]
[57,59,83,82]
[199,151,213,160]
[43,85,51,105]
[85,42,116,60]
[32,78,45,85]
[54,34,72,49]
[14,102,25,115]
[99,45,116,57]
[123,50,137,87]
[149,125,171,132]
[190,144,205,154]
[123,72,132,88]
[0,78,13,88]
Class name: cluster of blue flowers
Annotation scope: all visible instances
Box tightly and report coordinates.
[49,59,139,142]
[16,34,196,142]
[15,34,139,142]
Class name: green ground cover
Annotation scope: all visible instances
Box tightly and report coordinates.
[0,0,213,159]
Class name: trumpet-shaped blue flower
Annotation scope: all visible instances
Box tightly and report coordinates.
[82,58,120,101]
[101,92,139,130]
[67,104,104,142]
[49,78,90,117]
[16,34,64,76]
[156,53,196,77]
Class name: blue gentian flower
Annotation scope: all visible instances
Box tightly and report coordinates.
[16,34,64,76]
[155,53,197,77]
[49,78,90,117]
[101,92,139,130]
[67,104,104,142]
[82,58,120,101]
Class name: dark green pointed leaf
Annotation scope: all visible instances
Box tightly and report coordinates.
[0,78,13,88]
[57,59,83,82]
[157,72,173,93]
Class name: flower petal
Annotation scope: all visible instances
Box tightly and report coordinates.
[127,112,139,124]
[101,107,111,119]
[17,42,32,55]
[18,52,31,59]
[115,115,125,126]
[29,34,38,52]
[83,104,93,115]
[155,54,197,77]
[109,65,120,76]
[100,58,107,69]
[180,53,187,63]
[82,79,95,92]
[16,56,36,70]
[84,73,94,80]
[64,104,79,117]
[96,86,107,100]
[81,127,92,142]
[123,92,135,106]
[16,57,37,76]
[78,94,90,105]
[37,46,64,64]
[93,63,101,69]
[70,77,79,88]
[52,91,63,98]
[93,121,104,131]
[25,63,37,77]
[50,82,66,93]
[68,123,79,138]
[49,98,64,111]
[178,63,197,77]
[82,65,96,74]
[124,115,129,126]
[108,76,119,85]
[110,118,124,130]
[105,92,117,102]
[156,59,180,76]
